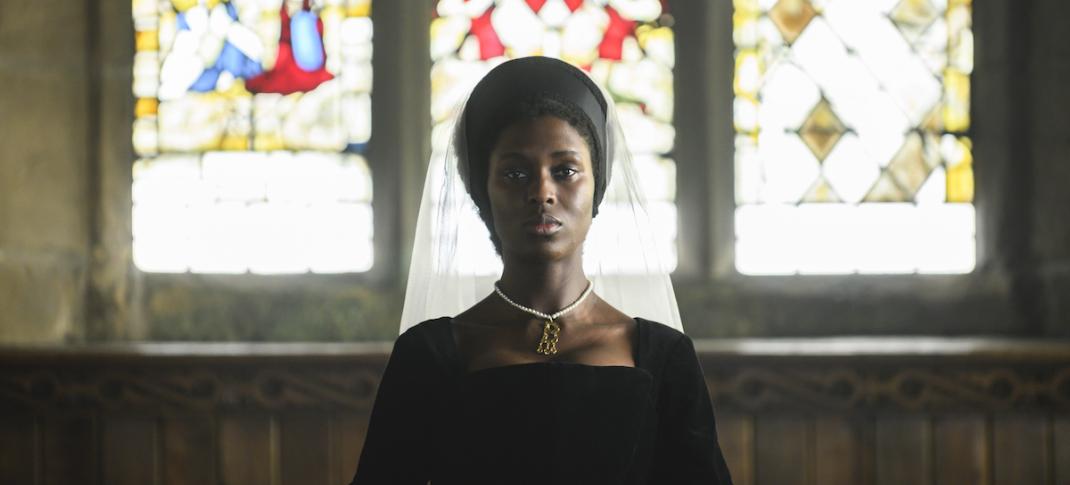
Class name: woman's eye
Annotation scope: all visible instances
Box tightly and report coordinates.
[554,167,578,178]
[504,170,527,180]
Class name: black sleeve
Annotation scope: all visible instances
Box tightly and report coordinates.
[651,334,734,485]
[349,330,435,485]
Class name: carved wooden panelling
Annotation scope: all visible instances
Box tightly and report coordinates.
[0,365,382,412]
[704,365,1070,412]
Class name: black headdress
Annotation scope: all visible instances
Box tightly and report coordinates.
[456,57,611,223]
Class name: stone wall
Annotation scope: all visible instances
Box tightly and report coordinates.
[0,0,92,343]
[1029,0,1070,335]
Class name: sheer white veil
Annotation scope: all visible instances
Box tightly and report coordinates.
[400,57,682,335]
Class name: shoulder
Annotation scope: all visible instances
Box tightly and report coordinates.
[391,317,454,366]
[635,317,699,381]
[400,316,452,340]
[635,320,709,408]
[636,317,690,353]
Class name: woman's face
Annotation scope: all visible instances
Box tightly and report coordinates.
[487,115,595,262]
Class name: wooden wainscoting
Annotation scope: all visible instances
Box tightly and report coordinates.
[1,338,1069,485]
[700,338,1070,485]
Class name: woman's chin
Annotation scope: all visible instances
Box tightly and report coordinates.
[504,240,580,264]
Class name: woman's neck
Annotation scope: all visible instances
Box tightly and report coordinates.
[497,254,589,313]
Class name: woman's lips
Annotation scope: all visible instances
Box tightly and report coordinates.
[528,222,562,235]
[524,215,562,236]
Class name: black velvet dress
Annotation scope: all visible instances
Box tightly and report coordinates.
[349,317,734,485]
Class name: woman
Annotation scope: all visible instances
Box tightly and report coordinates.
[350,56,733,484]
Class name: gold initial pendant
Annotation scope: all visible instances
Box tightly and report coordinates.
[535,320,561,355]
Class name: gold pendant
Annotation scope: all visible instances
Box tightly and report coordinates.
[535,320,560,355]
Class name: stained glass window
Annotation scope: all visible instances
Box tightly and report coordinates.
[733,0,974,274]
[430,0,676,274]
[131,0,373,273]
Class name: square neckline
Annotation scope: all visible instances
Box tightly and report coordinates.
[445,317,645,376]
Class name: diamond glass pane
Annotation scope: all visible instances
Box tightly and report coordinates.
[132,0,374,273]
[733,0,975,274]
[431,0,677,275]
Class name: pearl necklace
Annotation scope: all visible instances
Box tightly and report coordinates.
[493,280,594,355]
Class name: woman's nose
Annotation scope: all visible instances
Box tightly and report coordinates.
[527,171,556,205]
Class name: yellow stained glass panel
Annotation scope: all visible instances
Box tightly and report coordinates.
[733,0,975,274]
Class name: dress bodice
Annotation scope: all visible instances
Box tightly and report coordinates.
[349,317,733,485]
[435,362,656,484]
